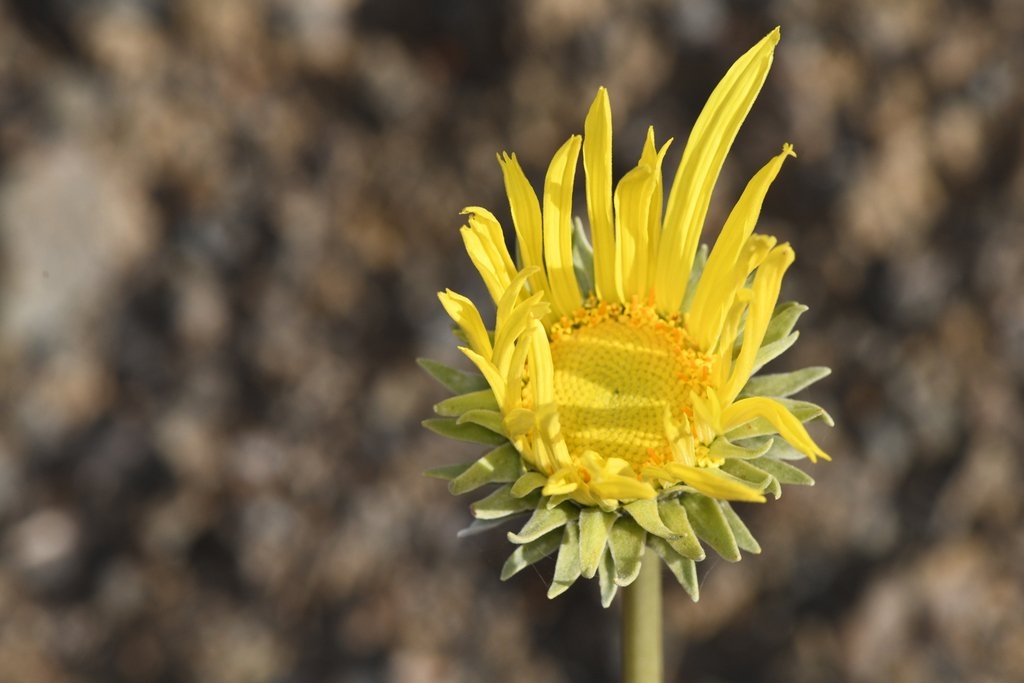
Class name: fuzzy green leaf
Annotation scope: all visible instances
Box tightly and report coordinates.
[500,528,562,580]
[449,443,521,495]
[471,486,539,520]
[763,302,807,345]
[608,517,646,586]
[508,504,577,544]
[656,498,705,560]
[682,495,740,562]
[434,389,499,417]
[418,358,490,395]
[624,498,677,539]
[424,463,471,481]
[457,517,519,538]
[509,471,547,498]
[548,521,582,598]
[740,366,831,399]
[598,546,619,608]
[423,418,507,446]
[720,501,761,554]
[749,456,816,486]
[751,331,800,375]
[456,409,507,436]
[709,436,774,460]
[579,508,615,579]
[648,535,699,601]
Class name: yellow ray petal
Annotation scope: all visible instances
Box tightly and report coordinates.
[688,144,794,348]
[722,244,794,402]
[583,87,617,303]
[543,135,584,316]
[659,463,767,502]
[498,153,551,301]
[722,397,830,462]
[656,27,781,314]
[438,289,492,358]
[460,207,518,304]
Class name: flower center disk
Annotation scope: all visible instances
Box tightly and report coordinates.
[549,301,713,474]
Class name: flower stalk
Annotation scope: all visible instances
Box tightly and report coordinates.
[622,553,664,683]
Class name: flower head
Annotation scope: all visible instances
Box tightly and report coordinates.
[423,28,832,605]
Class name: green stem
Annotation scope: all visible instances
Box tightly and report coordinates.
[622,552,663,683]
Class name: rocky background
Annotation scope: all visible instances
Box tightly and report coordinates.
[0,1,1022,682]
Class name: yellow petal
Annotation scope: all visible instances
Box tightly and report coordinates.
[656,27,781,314]
[722,244,794,402]
[583,87,617,303]
[543,135,584,315]
[722,396,830,462]
[438,289,492,358]
[688,145,794,348]
[498,153,551,301]
[662,463,767,502]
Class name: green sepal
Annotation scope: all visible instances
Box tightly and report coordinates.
[471,485,540,520]
[548,520,582,598]
[624,498,677,539]
[763,302,807,345]
[648,535,699,601]
[740,366,831,399]
[449,443,522,495]
[418,358,490,395]
[456,409,507,436]
[424,463,471,481]
[749,456,815,486]
[709,435,773,460]
[760,438,811,461]
[608,517,646,586]
[434,389,499,417]
[457,517,519,538]
[720,501,761,554]
[597,543,619,608]
[579,508,615,578]
[500,528,562,580]
[720,459,780,499]
[682,495,741,562]
[751,331,799,375]
[509,471,547,498]
[679,244,708,314]
[572,216,596,298]
[656,498,704,560]
[508,503,577,544]
[423,418,507,445]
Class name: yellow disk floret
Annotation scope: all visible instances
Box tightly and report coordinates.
[549,297,713,473]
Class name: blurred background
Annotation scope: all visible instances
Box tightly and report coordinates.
[0,1,1022,682]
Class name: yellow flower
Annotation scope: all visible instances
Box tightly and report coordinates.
[424,28,832,605]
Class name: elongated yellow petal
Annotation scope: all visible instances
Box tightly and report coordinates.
[656,27,781,314]
[543,135,584,315]
[722,244,794,402]
[722,397,830,462]
[498,153,551,301]
[613,164,655,300]
[458,347,505,407]
[583,87,617,303]
[659,463,767,502]
[460,207,518,304]
[688,144,793,349]
[438,289,492,357]
[640,130,673,295]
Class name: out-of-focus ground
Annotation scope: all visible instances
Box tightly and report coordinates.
[0,1,1022,682]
